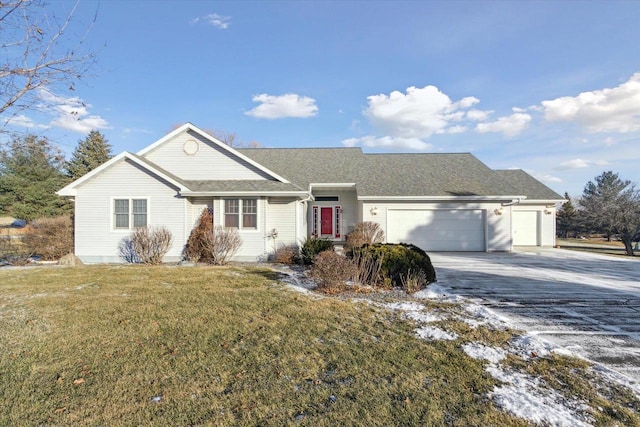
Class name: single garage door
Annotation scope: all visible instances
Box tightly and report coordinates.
[512,211,539,246]
[387,209,485,251]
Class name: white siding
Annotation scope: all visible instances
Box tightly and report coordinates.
[143,130,272,180]
[187,197,213,229]
[214,196,269,261]
[361,201,512,252]
[267,198,298,254]
[74,159,186,263]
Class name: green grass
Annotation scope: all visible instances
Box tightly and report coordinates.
[0,265,638,426]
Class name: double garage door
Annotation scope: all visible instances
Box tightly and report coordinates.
[387,209,485,251]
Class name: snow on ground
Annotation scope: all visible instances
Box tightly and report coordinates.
[486,365,593,427]
[274,266,639,425]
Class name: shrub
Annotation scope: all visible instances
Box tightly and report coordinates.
[310,251,355,294]
[118,236,140,263]
[130,226,173,265]
[0,231,32,265]
[400,270,429,294]
[273,244,300,264]
[352,243,436,291]
[22,215,73,260]
[345,221,385,252]
[300,237,333,265]
[184,208,213,262]
[202,226,242,265]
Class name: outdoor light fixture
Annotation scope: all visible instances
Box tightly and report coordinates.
[369,207,379,216]
[544,209,552,215]
[493,207,503,216]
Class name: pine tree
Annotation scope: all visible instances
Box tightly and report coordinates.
[0,134,71,220]
[579,171,640,255]
[66,130,113,180]
[556,192,578,238]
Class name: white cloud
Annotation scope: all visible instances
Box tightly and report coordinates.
[539,174,563,183]
[2,114,37,128]
[363,85,480,139]
[559,158,590,169]
[191,13,231,29]
[604,136,615,146]
[475,112,531,137]
[541,73,640,133]
[466,109,493,121]
[342,135,432,151]
[245,93,318,119]
[39,89,109,133]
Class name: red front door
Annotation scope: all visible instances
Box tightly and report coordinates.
[320,207,333,236]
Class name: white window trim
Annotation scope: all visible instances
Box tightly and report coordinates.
[221,198,261,232]
[110,196,150,231]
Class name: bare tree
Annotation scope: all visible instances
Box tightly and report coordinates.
[1,0,97,128]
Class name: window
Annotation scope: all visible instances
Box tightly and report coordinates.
[224,199,257,229]
[242,199,257,228]
[315,196,339,202]
[114,198,147,229]
[224,199,239,228]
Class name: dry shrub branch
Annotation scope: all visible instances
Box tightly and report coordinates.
[202,226,242,265]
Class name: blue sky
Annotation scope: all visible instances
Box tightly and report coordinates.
[3,0,640,196]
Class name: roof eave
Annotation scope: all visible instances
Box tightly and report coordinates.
[181,191,309,198]
[357,195,526,201]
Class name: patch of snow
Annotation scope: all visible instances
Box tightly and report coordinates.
[509,334,556,359]
[406,311,442,323]
[383,301,425,312]
[463,303,510,328]
[415,325,457,341]
[273,266,316,294]
[414,283,463,302]
[591,364,640,397]
[382,302,443,323]
[462,342,507,364]
[487,365,593,427]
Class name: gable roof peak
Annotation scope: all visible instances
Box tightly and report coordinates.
[136,122,291,184]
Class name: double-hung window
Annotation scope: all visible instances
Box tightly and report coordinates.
[113,198,147,229]
[224,199,257,229]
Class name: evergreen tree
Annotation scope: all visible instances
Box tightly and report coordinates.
[579,171,640,256]
[66,130,113,180]
[556,192,578,238]
[0,134,71,220]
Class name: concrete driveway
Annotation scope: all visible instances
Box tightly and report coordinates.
[430,249,640,381]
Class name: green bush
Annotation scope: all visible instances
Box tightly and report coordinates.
[352,243,436,291]
[300,237,333,265]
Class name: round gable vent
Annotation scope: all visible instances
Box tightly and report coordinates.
[183,139,199,155]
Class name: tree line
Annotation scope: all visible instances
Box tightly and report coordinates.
[0,130,112,221]
[557,171,640,256]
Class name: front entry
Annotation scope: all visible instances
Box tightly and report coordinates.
[320,207,333,236]
[312,205,342,240]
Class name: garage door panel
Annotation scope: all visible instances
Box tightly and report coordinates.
[387,209,485,251]
[513,211,538,246]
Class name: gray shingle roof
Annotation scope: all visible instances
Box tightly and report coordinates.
[183,180,303,193]
[239,148,528,198]
[495,170,564,201]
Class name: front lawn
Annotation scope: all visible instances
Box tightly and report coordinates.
[0,265,638,426]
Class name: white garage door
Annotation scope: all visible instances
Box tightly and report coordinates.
[512,211,539,246]
[387,209,485,251]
